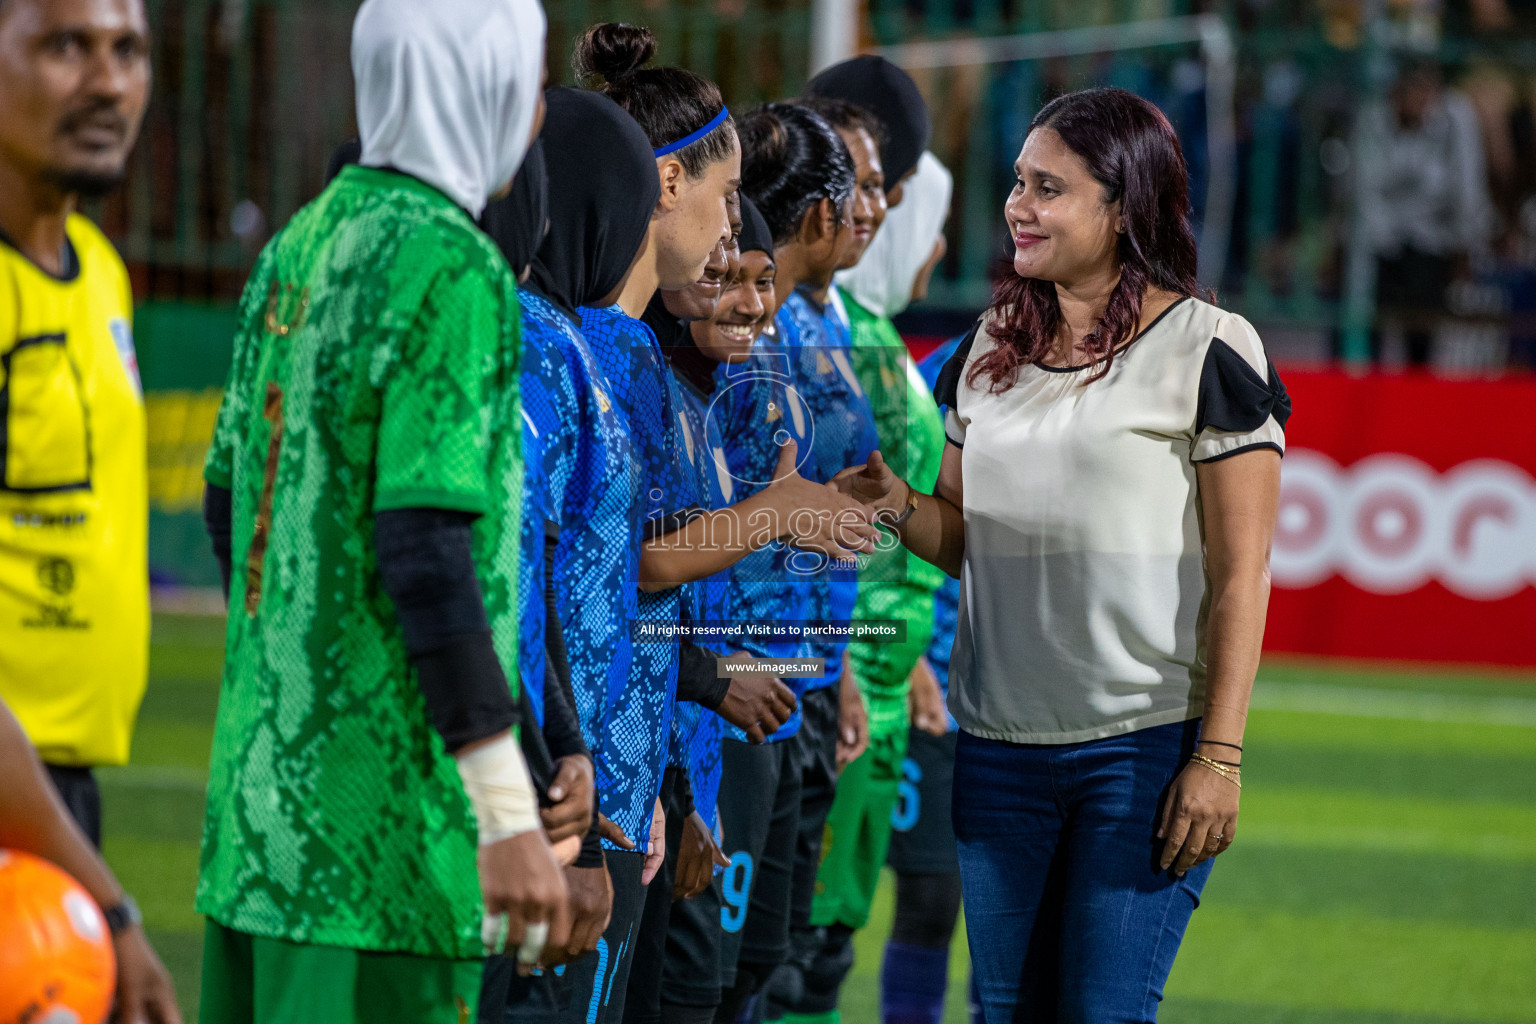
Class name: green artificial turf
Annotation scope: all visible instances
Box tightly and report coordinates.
[102,617,1536,1022]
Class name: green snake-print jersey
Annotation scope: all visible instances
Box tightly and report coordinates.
[198,165,523,958]
[844,289,947,737]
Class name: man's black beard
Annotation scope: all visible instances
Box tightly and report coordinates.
[42,165,127,200]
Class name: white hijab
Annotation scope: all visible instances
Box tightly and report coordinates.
[352,0,546,218]
[836,151,953,318]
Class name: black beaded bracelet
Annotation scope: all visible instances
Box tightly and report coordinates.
[1199,739,1243,752]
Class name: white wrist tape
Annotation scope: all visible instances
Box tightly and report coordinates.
[455,733,542,846]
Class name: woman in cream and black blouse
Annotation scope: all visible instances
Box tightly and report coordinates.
[835,88,1289,1021]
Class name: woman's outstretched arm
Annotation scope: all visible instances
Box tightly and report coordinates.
[831,443,967,578]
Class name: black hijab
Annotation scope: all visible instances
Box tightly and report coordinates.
[527,88,661,323]
[325,139,363,184]
[803,55,931,186]
[481,138,549,280]
[738,195,774,259]
[642,292,689,352]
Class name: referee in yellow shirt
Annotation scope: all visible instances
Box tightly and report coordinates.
[0,0,152,847]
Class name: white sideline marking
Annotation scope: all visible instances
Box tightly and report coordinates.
[1253,681,1536,728]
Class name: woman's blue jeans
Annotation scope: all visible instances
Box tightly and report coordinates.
[953,718,1213,1023]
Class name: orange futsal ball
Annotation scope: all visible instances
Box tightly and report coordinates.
[0,849,116,1024]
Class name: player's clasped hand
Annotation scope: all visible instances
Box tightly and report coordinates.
[907,656,948,737]
[717,652,798,743]
[478,831,571,976]
[541,754,596,849]
[1156,758,1240,877]
[830,449,906,515]
[640,799,667,886]
[766,440,881,560]
[673,811,731,901]
[543,864,613,967]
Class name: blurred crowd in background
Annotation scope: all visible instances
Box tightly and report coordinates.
[99,0,1536,460]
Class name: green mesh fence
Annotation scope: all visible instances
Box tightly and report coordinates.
[99,0,812,302]
[117,1,1533,581]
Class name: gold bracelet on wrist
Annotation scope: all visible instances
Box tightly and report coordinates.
[1189,752,1242,788]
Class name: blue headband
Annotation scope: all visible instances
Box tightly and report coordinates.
[653,106,730,157]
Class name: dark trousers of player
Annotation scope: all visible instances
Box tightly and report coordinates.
[762,685,841,1021]
[481,956,568,1024]
[482,847,648,1024]
[713,736,801,1023]
[46,764,102,847]
[883,729,968,1024]
[480,847,648,1024]
[659,866,723,1019]
[624,766,719,1024]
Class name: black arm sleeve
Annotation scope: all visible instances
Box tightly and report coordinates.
[203,483,233,602]
[671,764,696,821]
[374,508,518,754]
[675,641,731,710]
[540,651,585,762]
[575,829,605,868]
[541,523,588,762]
[1194,338,1293,434]
[515,671,556,800]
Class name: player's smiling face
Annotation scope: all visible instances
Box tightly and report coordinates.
[833,125,885,271]
[663,189,741,323]
[654,134,742,290]
[1005,126,1122,287]
[690,248,776,364]
[0,0,151,199]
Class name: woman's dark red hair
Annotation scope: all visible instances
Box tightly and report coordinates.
[972,88,1209,390]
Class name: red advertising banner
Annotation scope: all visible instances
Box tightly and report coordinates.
[906,334,1534,667]
[1268,371,1536,667]
[909,336,1536,669]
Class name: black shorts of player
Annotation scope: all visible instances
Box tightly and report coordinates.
[717,736,800,983]
[541,847,647,1024]
[760,686,842,1022]
[887,728,959,876]
[487,832,653,1024]
[481,950,571,1024]
[658,861,723,1011]
[789,685,841,934]
[482,846,647,1024]
[46,764,101,847]
[621,767,688,1024]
